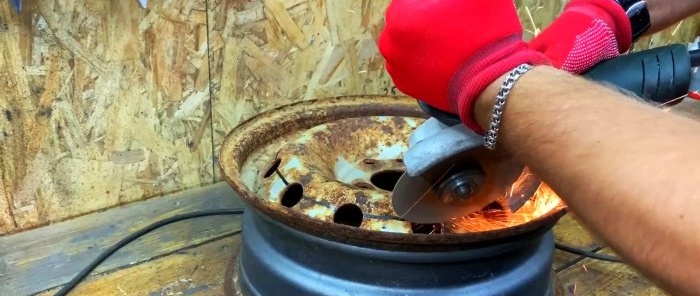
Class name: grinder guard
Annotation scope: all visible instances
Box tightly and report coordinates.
[392,117,542,224]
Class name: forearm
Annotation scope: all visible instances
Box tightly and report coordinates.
[474,66,700,295]
[645,0,700,34]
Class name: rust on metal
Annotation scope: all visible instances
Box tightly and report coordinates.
[218,95,567,250]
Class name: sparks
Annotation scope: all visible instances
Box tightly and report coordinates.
[445,182,565,233]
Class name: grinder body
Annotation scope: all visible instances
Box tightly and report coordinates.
[582,44,693,105]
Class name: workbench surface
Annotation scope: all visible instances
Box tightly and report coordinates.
[0,183,665,296]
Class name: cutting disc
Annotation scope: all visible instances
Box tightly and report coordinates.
[392,146,537,224]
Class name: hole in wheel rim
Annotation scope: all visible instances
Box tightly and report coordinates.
[370,170,404,191]
[333,204,363,227]
[281,183,303,208]
[482,201,504,212]
[263,158,282,178]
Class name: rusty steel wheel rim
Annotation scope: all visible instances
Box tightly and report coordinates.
[218,95,567,250]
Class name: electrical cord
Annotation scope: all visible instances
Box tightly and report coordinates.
[53,208,245,296]
[52,207,624,295]
[555,242,624,263]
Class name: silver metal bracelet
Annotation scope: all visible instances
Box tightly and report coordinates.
[483,63,534,150]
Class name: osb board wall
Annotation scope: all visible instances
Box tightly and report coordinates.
[1,0,699,235]
[206,0,395,180]
[0,0,214,234]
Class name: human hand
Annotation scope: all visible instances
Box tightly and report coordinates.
[378,0,549,134]
[528,0,633,73]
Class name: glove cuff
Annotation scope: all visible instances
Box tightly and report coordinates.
[448,37,550,134]
[566,0,634,53]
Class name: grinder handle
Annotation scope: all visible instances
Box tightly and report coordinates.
[582,44,693,105]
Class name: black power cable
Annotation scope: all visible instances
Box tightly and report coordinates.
[555,242,624,263]
[53,208,245,296]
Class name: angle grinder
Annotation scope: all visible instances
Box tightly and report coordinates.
[392,42,700,224]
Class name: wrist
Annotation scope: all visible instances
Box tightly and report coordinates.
[474,73,509,131]
[449,42,550,134]
[473,66,552,132]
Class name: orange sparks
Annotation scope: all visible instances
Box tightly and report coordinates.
[446,182,565,233]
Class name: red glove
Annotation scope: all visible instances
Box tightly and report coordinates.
[529,0,633,73]
[378,0,549,133]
